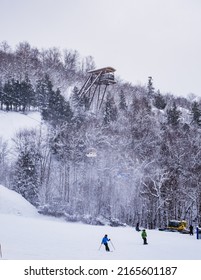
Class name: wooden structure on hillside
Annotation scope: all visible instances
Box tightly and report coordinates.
[78,66,116,110]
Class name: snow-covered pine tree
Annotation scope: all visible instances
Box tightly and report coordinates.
[147,76,155,96]
[20,74,35,111]
[42,87,73,125]
[119,90,127,111]
[191,101,201,126]
[13,147,40,206]
[166,102,181,126]
[12,130,40,206]
[153,90,166,110]
[103,93,118,125]
[3,80,13,111]
[36,74,53,112]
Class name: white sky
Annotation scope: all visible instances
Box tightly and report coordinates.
[1,0,201,97]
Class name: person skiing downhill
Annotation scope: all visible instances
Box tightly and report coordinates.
[141,229,148,245]
[101,234,110,251]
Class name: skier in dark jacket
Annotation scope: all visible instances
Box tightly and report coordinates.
[189,225,194,235]
[141,229,148,244]
[136,222,140,231]
[101,234,110,251]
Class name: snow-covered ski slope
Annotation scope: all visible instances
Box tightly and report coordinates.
[0,110,42,145]
[0,184,201,260]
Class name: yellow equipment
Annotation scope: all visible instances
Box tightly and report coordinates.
[159,219,189,233]
[167,220,187,231]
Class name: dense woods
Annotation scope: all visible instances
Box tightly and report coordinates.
[1,41,201,229]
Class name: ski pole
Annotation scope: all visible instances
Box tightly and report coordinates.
[0,244,2,258]
[109,240,115,250]
[98,243,102,250]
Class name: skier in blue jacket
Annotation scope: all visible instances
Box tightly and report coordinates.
[101,234,110,251]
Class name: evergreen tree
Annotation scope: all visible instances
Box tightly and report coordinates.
[12,79,22,111]
[2,77,35,112]
[119,90,127,111]
[147,76,155,96]
[63,100,74,123]
[0,80,4,109]
[71,86,85,112]
[20,75,35,111]
[3,80,13,111]
[42,87,73,125]
[166,102,181,126]
[103,93,118,125]
[13,147,40,206]
[191,101,201,126]
[36,74,53,110]
[153,90,166,110]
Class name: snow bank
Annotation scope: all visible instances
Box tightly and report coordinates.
[0,185,38,217]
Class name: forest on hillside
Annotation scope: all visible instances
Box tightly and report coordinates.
[1,41,201,229]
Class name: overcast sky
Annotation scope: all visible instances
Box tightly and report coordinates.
[1,0,201,97]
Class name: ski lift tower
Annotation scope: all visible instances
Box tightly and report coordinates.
[78,66,116,110]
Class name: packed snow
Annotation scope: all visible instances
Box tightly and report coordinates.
[0,184,201,260]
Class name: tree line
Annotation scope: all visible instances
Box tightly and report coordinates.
[1,41,201,229]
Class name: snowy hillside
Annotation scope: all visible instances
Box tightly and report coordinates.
[0,185,201,260]
[0,185,38,217]
[0,107,201,261]
[0,111,42,145]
